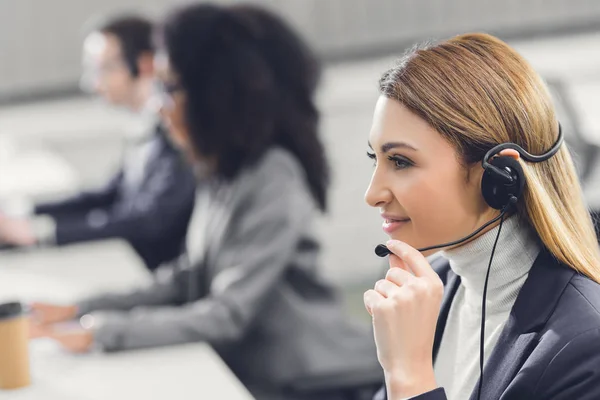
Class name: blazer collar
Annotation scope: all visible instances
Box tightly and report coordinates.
[467,248,575,399]
[432,248,575,399]
[434,247,574,354]
[510,248,575,333]
[433,263,461,362]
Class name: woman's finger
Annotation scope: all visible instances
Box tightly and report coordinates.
[385,266,413,286]
[389,254,411,272]
[363,289,385,315]
[386,240,437,279]
[28,319,51,339]
[374,279,399,298]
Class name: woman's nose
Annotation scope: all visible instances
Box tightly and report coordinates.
[364,169,393,208]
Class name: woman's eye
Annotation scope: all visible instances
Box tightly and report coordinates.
[367,151,377,166]
[367,152,413,170]
[388,155,413,170]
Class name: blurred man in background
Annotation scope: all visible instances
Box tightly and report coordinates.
[0,15,196,271]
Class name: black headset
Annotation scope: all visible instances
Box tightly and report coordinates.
[374,124,564,257]
[373,125,564,400]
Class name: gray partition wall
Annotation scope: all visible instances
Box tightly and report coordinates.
[2,0,600,101]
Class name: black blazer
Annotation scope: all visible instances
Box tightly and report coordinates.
[35,124,196,271]
[376,248,600,400]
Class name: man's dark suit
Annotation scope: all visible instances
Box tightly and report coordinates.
[376,248,600,400]
[34,124,196,270]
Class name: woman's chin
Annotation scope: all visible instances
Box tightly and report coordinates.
[387,235,418,251]
[386,234,438,256]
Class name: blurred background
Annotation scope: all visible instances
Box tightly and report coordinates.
[3,0,600,287]
[2,1,600,398]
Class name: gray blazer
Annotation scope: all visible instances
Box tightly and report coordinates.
[77,147,380,390]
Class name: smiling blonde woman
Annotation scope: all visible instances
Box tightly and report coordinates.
[363,33,600,400]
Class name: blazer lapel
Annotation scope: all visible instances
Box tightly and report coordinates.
[198,178,246,284]
[186,186,212,264]
[468,249,576,400]
[132,124,168,191]
[433,267,461,362]
[468,315,539,400]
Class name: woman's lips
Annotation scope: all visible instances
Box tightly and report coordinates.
[382,218,410,234]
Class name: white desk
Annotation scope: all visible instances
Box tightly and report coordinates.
[0,241,254,400]
[7,341,253,400]
[0,141,78,201]
[0,241,153,303]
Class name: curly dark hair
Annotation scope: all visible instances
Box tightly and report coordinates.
[158,3,329,210]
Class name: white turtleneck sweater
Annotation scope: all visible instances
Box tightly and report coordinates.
[433,216,542,400]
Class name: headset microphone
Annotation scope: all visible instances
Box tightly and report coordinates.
[374,197,516,257]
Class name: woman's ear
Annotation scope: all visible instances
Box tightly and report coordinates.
[471,148,520,187]
[467,158,484,182]
[497,149,521,160]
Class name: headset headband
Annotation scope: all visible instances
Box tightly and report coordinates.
[482,124,564,170]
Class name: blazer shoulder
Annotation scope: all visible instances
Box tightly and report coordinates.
[235,147,310,202]
[565,273,600,324]
[542,270,600,347]
[253,147,305,181]
[221,147,314,214]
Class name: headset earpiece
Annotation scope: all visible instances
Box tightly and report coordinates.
[481,156,524,210]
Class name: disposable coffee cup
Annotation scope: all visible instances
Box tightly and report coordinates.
[0,302,31,390]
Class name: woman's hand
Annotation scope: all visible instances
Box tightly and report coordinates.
[364,240,444,398]
[49,328,95,353]
[28,303,94,353]
[30,321,95,353]
[29,318,53,339]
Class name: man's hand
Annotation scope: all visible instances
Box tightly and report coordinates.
[0,213,36,246]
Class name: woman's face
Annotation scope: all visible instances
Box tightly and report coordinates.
[154,53,190,153]
[365,96,495,254]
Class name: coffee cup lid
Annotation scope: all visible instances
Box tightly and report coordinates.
[0,302,23,319]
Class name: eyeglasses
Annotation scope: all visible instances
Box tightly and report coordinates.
[153,80,184,110]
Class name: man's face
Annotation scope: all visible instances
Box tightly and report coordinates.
[81,32,136,106]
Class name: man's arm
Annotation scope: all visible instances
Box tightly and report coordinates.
[47,156,195,247]
[35,173,122,217]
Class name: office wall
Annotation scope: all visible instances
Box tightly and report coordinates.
[2,0,600,101]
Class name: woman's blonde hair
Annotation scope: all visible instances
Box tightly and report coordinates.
[379,33,600,282]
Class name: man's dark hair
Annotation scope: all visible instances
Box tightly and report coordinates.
[158,3,329,210]
[97,15,154,77]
